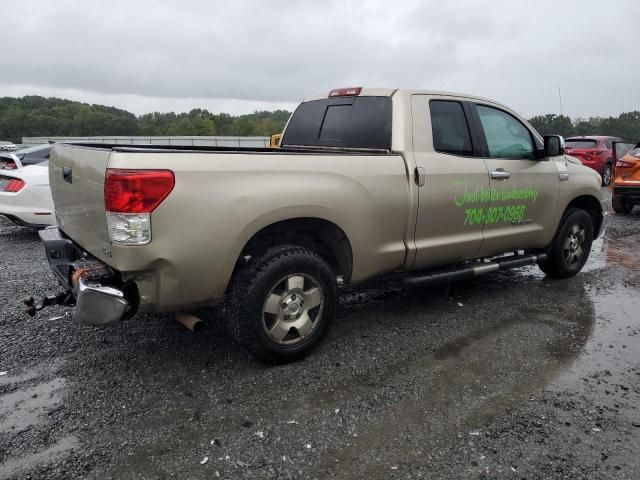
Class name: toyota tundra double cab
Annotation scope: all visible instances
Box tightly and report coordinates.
[37,87,605,363]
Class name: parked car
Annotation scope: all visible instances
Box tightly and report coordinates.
[0,144,55,228]
[38,87,604,363]
[564,135,621,186]
[610,141,640,214]
[0,142,18,151]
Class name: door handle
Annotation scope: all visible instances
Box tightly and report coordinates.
[415,167,426,186]
[491,169,511,179]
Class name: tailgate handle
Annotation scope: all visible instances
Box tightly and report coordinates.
[62,166,72,184]
[491,169,511,180]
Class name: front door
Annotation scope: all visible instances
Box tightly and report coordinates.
[470,103,560,257]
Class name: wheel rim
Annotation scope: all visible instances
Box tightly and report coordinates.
[562,223,586,266]
[262,273,324,346]
[603,165,611,185]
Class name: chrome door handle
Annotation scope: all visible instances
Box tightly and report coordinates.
[491,169,511,179]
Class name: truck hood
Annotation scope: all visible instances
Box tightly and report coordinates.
[565,154,583,165]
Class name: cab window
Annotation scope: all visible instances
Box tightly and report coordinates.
[476,105,535,160]
[429,100,473,156]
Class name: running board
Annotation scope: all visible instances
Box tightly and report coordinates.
[403,253,548,287]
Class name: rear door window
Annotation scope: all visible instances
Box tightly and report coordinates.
[429,100,473,156]
[282,96,392,150]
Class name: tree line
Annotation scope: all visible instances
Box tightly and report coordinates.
[2,95,640,143]
[528,112,640,140]
[0,96,290,142]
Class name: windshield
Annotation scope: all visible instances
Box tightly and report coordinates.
[565,139,598,149]
[282,96,392,150]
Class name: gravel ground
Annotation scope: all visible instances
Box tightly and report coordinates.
[1,197,639,479]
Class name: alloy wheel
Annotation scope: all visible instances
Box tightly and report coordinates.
[562,223,586,266]
[262,273,324,345]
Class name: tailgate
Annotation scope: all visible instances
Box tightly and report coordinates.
[49,144,112,260]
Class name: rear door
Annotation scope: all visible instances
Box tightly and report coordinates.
[469,103,560,257]
[411,95,490,269]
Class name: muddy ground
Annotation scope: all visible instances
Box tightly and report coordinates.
[1,196,639,479]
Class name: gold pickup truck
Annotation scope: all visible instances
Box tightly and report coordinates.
[37,87,605,363]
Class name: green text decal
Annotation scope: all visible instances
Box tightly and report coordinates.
[453,181,539,226]
[453,181,538,207]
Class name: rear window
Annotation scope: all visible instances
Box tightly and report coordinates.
[430,100,473,156]
[565,139,598,149]
[282,96,392,150]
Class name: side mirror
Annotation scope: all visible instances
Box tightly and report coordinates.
[544,135,565,157]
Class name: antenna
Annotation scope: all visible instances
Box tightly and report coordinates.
[558,86,564,136]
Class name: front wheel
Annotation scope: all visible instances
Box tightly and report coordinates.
[539,208,593,278]
[227,246,337,364]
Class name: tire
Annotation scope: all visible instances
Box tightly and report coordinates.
[538,208,593,279]
[601,162,612,186]
[227,245,337,364]
[612,196,633,214]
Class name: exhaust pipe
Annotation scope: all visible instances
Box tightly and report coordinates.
[176,312,204,332]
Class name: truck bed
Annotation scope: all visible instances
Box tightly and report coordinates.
[48,142,411,311]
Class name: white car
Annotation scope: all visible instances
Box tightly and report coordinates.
[0,143,18,151]
[0,144,55,228]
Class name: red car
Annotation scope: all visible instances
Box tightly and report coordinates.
[564,136,621,186]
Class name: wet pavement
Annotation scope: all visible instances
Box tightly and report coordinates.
[1,194,639,479]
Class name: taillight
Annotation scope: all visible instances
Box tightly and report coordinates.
[329,87,362,97]
[105,169,174,213]
[0,161,16,170]
[616,160,634,169]
[104,169,174,245]
[1,177,25,192]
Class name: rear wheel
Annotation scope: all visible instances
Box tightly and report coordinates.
[612,196,634,214]
[227,246,336,364]
[539,208,593,278]
[601,162,612,186]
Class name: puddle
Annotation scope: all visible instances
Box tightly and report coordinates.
[0,436,79,480]
[0,377,66,432]
[551,286,640,392]
[0,362,76,478]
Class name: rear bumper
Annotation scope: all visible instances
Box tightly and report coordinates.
[75,278,129,326]
[0,213,51,229]
[39,227,133,325]
[613,185,640,203]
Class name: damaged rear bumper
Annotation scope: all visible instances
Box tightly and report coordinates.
[38,227,134,325]
[74,278,129,326]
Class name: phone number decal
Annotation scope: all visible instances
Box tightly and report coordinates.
[464,205,527,225]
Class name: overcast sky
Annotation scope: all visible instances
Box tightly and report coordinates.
[2,0,638,118]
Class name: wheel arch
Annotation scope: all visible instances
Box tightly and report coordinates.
[227,217,353,293]
[564,194,604,239]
